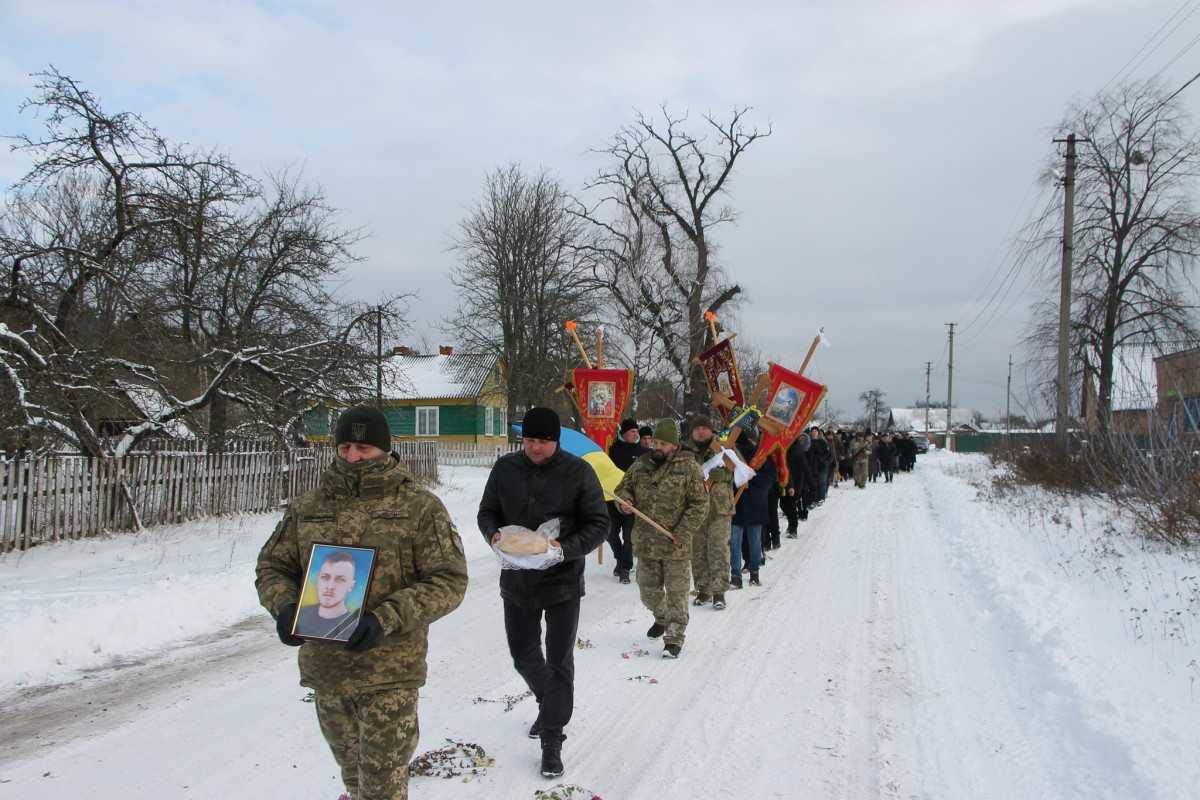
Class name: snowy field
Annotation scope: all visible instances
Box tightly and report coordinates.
[0,451,1198,799]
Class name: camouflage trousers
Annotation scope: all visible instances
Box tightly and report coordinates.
[315,685,419,800]
[637,557,692,647]
[691,514,732,598]
[853,458,869,488]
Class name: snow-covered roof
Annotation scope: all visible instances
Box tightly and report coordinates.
[115,383,194,438]
[889,407,976,433]
[383,352,498,400]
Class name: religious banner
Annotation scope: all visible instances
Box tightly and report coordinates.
[567,368,633,451]
[746,362,827,486]
[696,338,745,426]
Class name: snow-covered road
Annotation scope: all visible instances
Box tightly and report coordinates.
[0,453,1196,799]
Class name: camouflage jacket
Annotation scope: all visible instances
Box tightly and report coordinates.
[849,438,872,461]
[256,452,468,694]
[681,436,737,518]
[614,448,708,561]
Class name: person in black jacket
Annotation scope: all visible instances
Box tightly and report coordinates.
[808,427,832,502]
[477,407,608,780]
[606,418,648,583]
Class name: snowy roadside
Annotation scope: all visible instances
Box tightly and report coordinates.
[0,513,276,691]
[0,455,1198,798]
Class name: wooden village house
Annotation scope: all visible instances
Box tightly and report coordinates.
[305,346,509,445]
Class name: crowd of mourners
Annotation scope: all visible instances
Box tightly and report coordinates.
[609,421,926,607]
[256,404,929,792]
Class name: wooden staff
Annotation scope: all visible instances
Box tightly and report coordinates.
[565,321,593,368]
[798,328,825,376]
[595,325,605,368]
[705,310,719,345]
[604,489,682,546]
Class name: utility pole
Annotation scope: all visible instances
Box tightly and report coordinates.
[1006,354,1013,447]
[375,304,383,408]
[946,323,955,452]
[1054,133,1077,447]
[924,362,932,435]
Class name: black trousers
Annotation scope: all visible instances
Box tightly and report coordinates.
[765,486,781,548]
[606,503,635,571]
[503,597,580,739]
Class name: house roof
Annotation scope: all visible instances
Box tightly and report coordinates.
[115,382,195,438]
[888,407,976,433]
[383,352,498,400]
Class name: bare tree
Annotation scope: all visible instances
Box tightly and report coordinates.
[447,164,601,432]
[859,388,887,431]
[0,68,381,455]
[574,105,769,414]
[1022,80,1200,432]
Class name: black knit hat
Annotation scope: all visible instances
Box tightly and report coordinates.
[638,425,653,438]
[620,418,639,434]
[334,405,392,452]
[689,414,714,432]
[522,407,561,442]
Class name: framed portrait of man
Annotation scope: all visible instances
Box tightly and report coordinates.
[292,543,378,642]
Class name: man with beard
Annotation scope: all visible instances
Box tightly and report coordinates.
[680,415,737,610]
[614,418,707,658]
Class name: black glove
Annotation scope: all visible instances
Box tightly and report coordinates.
[275,603,304,646]
[345,613,384,653]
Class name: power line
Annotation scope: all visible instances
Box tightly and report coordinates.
[1100,0,1200,92]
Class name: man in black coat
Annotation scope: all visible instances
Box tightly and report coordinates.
[808,427,832,502]
[477,407,608,779]
[606,418,648,583]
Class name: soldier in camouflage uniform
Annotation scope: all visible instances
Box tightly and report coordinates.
[256,405,468,800]
[849,431,872,488]
[680,414,737,610]
[614,418,708,658]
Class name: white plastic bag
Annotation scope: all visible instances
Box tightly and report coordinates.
[493,518,565,570]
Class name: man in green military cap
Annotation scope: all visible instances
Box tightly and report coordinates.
[614,418,708,658]
[256,404,468,800]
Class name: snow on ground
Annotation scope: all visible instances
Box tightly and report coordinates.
[0,451,1198,799]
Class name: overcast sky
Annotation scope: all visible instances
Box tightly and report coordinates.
[3,0,1199,421]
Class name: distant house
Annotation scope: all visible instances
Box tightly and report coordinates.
[887,407,978,434]
[306,346,509,445]
[1154,345,1200,435]
[1086,345,1159,435]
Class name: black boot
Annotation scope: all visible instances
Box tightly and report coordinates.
[540,734,564,778]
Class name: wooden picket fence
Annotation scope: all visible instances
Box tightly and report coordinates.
[437,441,521,467]
[0,441,441,551]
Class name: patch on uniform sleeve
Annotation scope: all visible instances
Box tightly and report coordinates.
[449,522,465,554]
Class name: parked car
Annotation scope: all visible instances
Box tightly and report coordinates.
[911,434,929,454]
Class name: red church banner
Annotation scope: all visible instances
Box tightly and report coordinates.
[569,368,633,451]
[696,339,745,426]
[747,362,827,486]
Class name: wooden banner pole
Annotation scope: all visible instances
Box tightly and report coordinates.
[604,490,682,546]
[565,321,593,368]
[798,328,824,376]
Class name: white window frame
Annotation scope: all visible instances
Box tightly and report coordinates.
[416,406,440,437]
[499,407,508,436]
